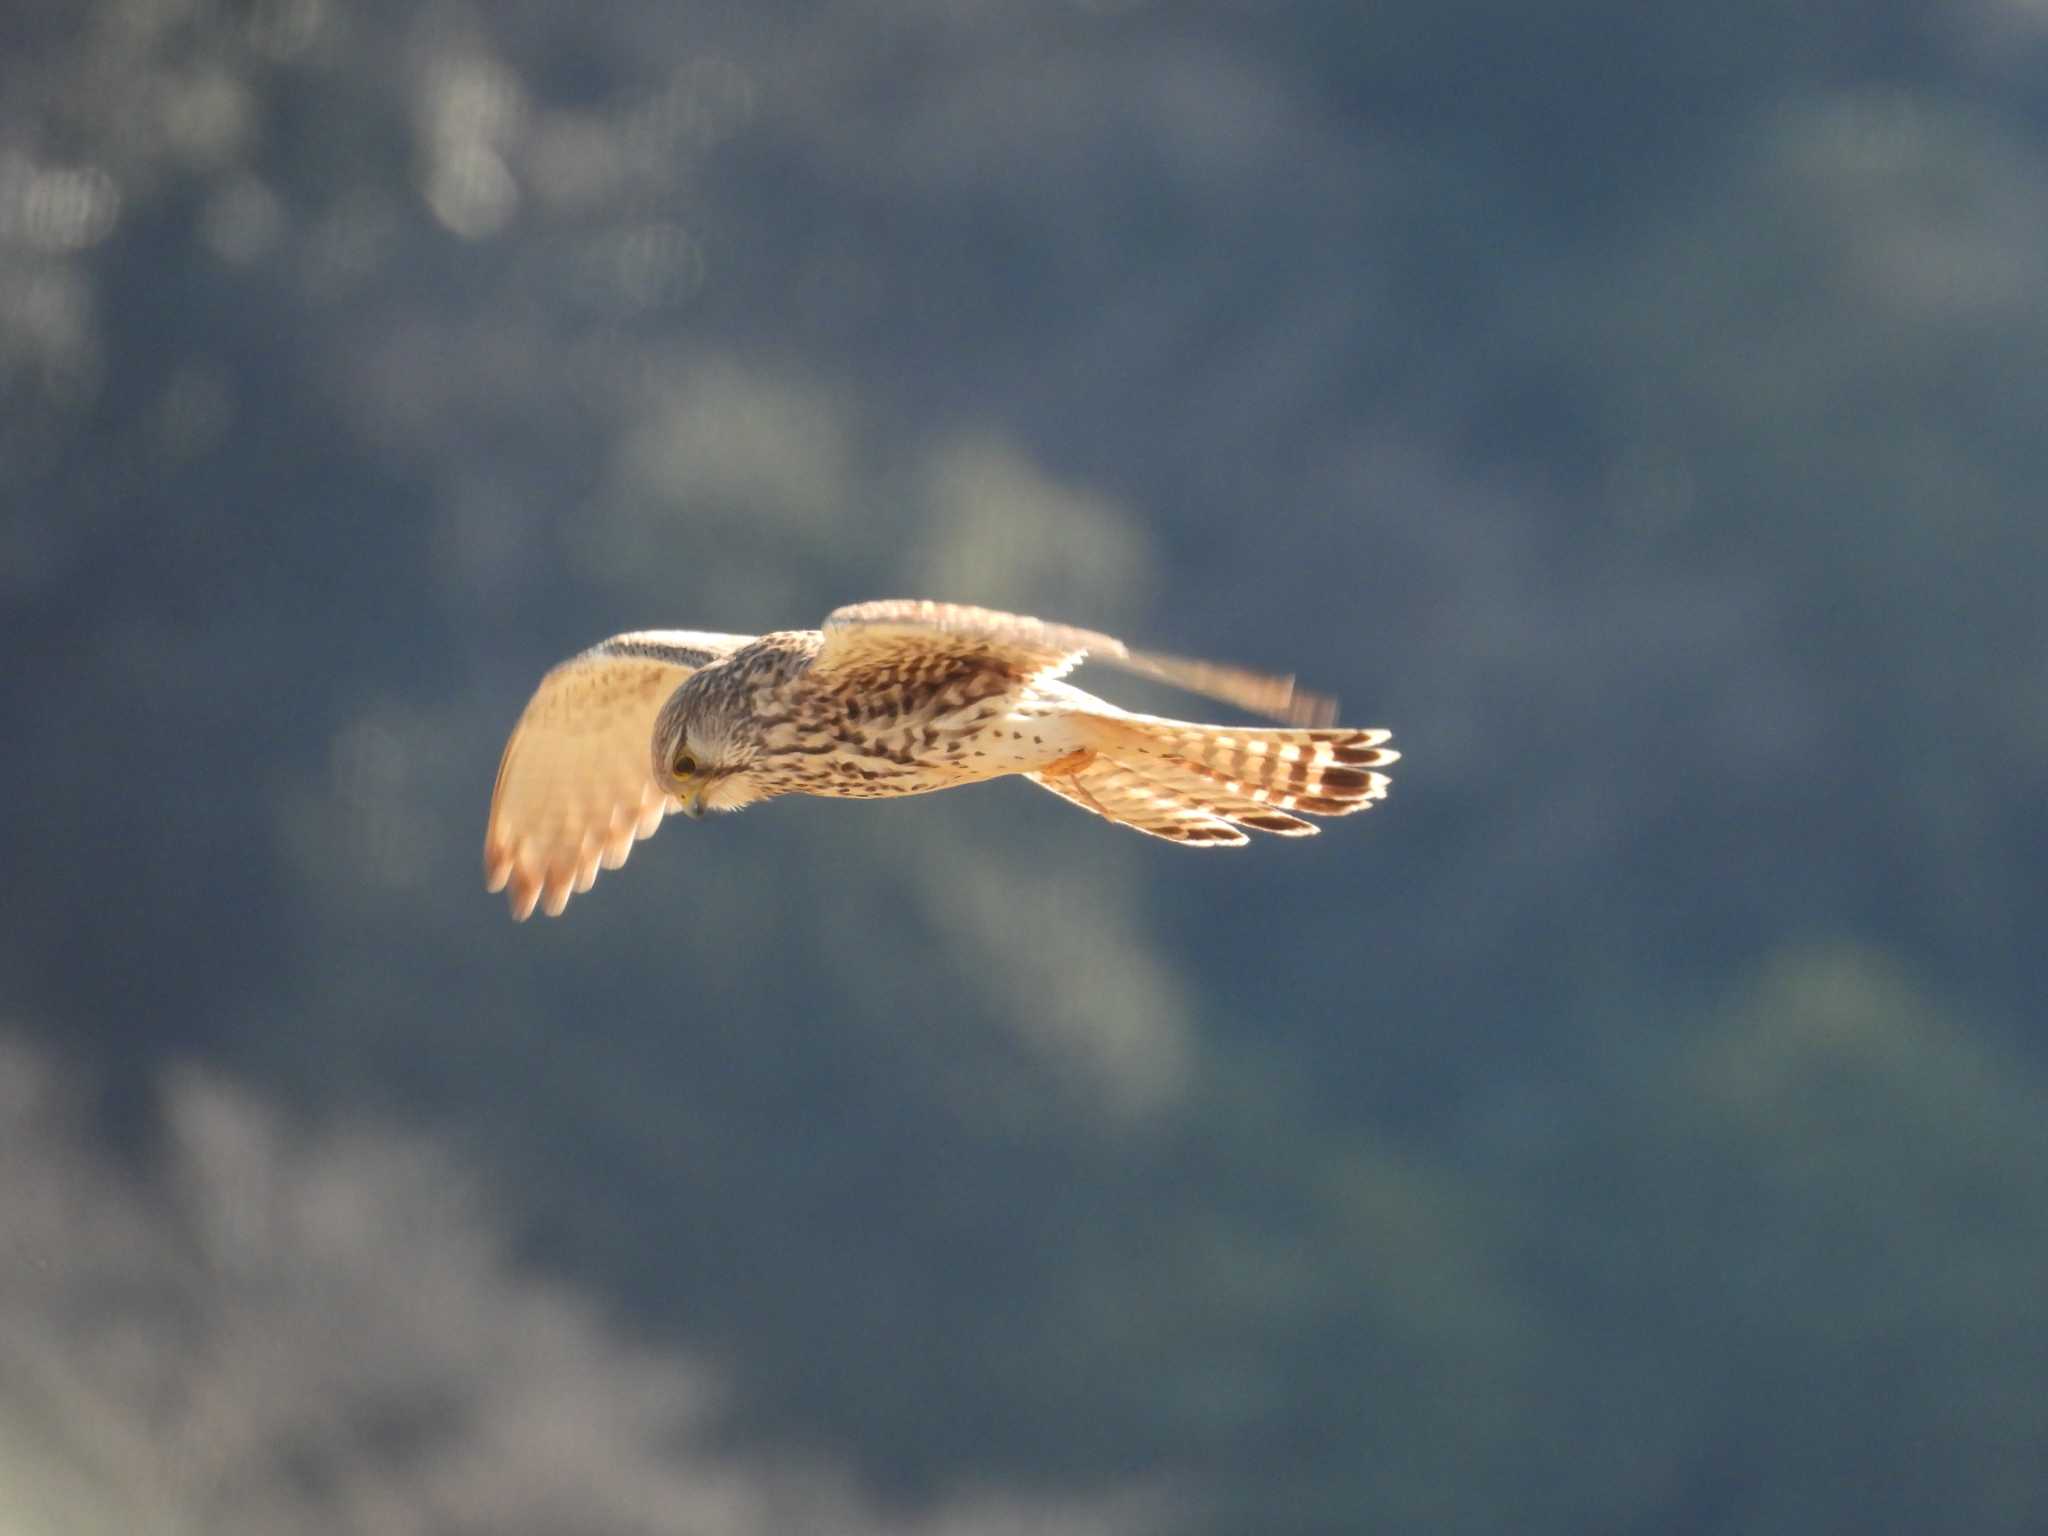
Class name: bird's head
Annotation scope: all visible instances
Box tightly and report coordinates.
[651,680,769,819]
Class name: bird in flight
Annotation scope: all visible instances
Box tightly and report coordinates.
[484,599,1397,919]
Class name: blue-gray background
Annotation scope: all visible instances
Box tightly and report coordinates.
[4,1,2045,1531]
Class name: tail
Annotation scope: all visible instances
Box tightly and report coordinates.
[1029,716,1396,846]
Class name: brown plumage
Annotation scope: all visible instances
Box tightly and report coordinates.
[484,600,1397,919]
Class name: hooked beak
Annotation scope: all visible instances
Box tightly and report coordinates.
[677,788,705,821]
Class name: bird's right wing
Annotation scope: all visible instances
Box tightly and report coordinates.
[815,600,1336,725]
[484,631,753,920]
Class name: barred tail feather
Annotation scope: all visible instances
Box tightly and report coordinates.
[1029,716,1396,845]
[1100,717,1396,815]
[1028,761,1251,845]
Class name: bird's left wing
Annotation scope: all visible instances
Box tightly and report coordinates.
[484,631,753,920]
[815,600,1336,725]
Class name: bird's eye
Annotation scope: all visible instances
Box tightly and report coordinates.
[672,751,698,778]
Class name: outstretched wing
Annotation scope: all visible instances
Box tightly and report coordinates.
[484,631,753,920]
[814,600,1336,725]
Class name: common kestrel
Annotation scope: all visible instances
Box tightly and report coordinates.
[484,600,1396,919]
